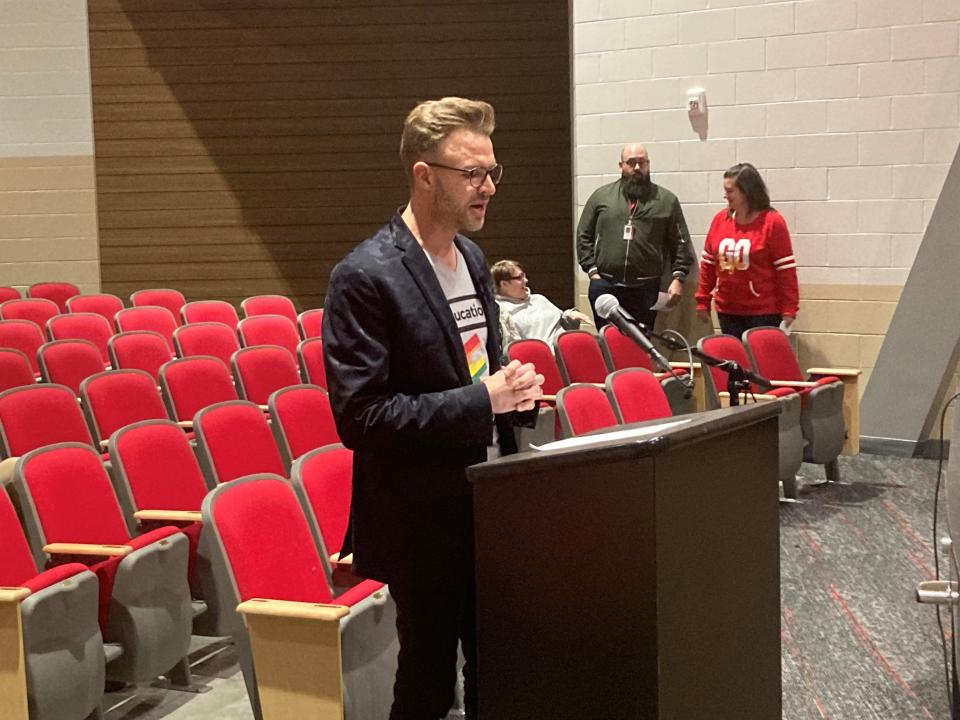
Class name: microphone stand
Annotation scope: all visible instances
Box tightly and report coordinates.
[643,328,773,407]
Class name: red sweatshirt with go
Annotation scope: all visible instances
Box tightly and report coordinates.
[695,209,799,318]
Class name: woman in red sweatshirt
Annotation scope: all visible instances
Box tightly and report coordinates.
[695,162,799,339]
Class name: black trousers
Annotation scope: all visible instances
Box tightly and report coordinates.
[388,498,477,720]
[716,312,782,340]
[587,276,660,330]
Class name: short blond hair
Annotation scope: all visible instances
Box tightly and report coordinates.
[490,259,522,288]
[400,97,496,176]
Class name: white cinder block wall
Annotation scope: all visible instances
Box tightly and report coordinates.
[0,0,99,293]
[572,0,960,404]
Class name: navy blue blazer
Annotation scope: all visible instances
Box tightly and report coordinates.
[323,212,517,582]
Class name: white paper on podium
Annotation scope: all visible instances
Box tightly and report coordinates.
[529,418,691,452]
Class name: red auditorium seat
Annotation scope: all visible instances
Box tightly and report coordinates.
[27,282,80,313]
[0,298,59,331]
[605,368,672,424]
[80,369,170,447]
[129,288,186,325]
[202,473,396,719]
[47,312,113,366]
[0,384,95,458]
[66,292,124,322]
[231,345,300,406]
[238,314,300,357]
[13,443,194,685]
[0,348,36,392]
[556,383,618,437]
[0,320,44,375]
[193,400,286,485]
[269,384,339,471]
[37,339,105,396]
[114,306,178,352]
[241,294,297,323]
[108,330,171,381]
[173,321,240,367]
[554,329,611,385]
[180,300,239,330]
[297,337,327,389]
[159,355,239,424]
[297,308,324,339]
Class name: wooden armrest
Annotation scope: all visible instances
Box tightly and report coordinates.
[0,456,18,486]
[806,367,861,378]
[669,361,701,370]
[99,439,109,449]
[258,404,270,412]
[176,420,193,429]
[0,587,30,603]
[540,395,556,403]
[330,552,353,565]
[238,598,349,622]
[719,391,780,404]
[43,542,132,557]
[767,380,819,388]
[134,509,201,523]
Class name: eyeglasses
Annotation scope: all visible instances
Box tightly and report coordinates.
[508,274,526,282]
[622,157,649,168]
[425,162,504,188]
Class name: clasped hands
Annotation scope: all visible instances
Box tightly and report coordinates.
[482,359,545,414]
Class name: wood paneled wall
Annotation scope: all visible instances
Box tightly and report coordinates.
[87,1,573,311]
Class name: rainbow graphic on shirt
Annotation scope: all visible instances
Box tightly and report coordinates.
[464,333,488,384]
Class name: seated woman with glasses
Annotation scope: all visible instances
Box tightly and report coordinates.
[492,259,592,349]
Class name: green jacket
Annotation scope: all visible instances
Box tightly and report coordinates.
[576,179,693,285]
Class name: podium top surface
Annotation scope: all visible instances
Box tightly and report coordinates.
[469,403,779,482]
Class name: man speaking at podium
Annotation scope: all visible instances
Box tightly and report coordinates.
[322,97,544,720]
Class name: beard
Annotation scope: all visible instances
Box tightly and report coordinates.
[623,172,651,199]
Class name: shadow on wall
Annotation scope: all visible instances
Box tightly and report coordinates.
[92,2,574,310]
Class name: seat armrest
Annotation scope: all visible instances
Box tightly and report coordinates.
[718,391,782,405]
[330,552,353,566]
[176,420,193,430]
[43,542,132,557]
[238,598,349,622]
[0,456,18,486]
[540,394,556,403]
[767,380,819,388]
[669,361,701,370]
[134,509,202,523]
[807,367,861,377]
[0,587,30,603]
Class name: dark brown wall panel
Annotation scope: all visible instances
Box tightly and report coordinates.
[87,1,573,311]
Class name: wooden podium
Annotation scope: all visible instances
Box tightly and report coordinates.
[468,404,782,719]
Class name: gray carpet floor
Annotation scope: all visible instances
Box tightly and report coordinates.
[103,454,954,719]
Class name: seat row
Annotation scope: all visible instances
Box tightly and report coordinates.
[0,283,320,333]
[2,424,394,720]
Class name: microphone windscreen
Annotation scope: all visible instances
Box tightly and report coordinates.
[594,293,620,320]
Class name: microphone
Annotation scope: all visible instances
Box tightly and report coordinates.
[594,294,671,372]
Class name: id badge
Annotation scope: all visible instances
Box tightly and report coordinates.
[623,223,634,241]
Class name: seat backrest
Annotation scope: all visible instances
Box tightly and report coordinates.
[0,348,36,393]
[27,282,80,313]
[114,306,178,351]
[38,339,105,396]
[129,289,186,325]
[269,384,339,469]
[297,337,327,389]
[241,294,297,324]
[600,324,655,372]
[0,384,93,457]
[0,320,44,374]
[556,383,618,437]
[108,330,171,381]
[291,444,351,558]
[232,345,301,405]
[0,287,20,303]
[159,355,238,422]
[194,400,286,485]
[203,474,332,603]
[238,315,300,356]
[110,419,210,513]
[554,330,612,384]
[80,369,169,445]
[297,309,323,339]
[47,312,112,364]
[0,487,40,586]
[66,293,124,322]
[743,326,805,382]
[173,321,240,366]
[697,334,756,407]
[605,368,672,424]
[505,339,565,395]
[0,298,59,330]
[181,300,239,330]
[15,442,130,547]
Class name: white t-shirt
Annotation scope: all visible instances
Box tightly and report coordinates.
[425,245,500,459]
